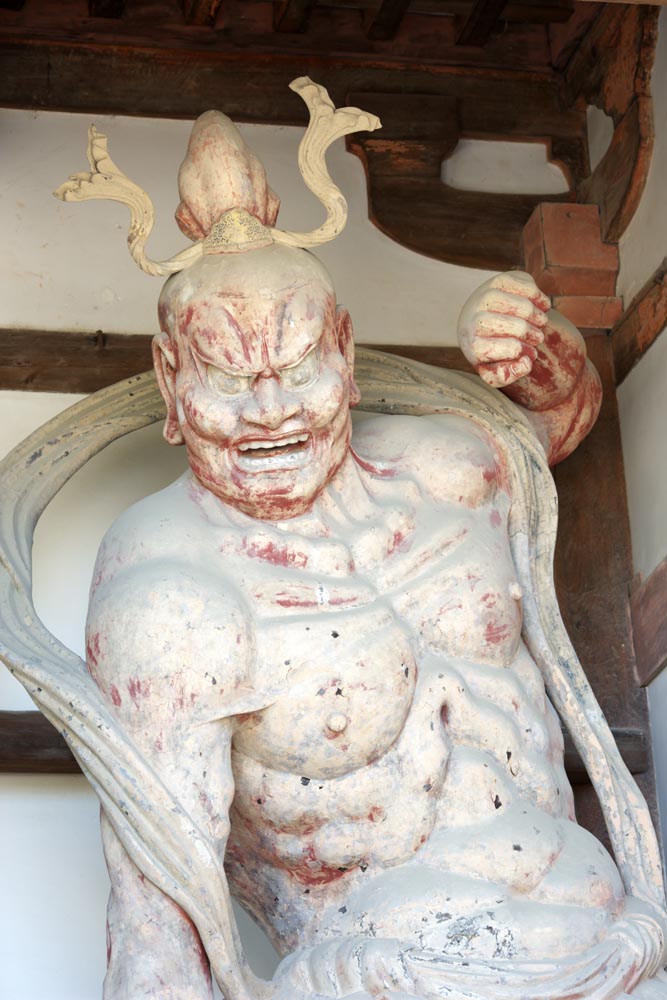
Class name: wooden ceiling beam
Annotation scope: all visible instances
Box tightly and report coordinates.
[0,0,569,73]
[365,0,411,40]
[274,0,318,32]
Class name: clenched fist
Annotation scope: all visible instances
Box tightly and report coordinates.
[458,271,551,388]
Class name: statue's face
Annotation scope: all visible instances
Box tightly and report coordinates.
[155,250,358,520]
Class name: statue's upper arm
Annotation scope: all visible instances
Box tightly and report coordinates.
[86,556,256,738]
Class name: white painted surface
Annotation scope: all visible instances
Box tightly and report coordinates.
[0,108,496,346]
[617,330,667,583]
[586,106,614,174]
[441,139,569,194]
[616,9,667,854]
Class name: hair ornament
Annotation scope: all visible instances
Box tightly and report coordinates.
[54,77,381,275]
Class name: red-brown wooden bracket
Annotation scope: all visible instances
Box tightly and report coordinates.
[631,558,667,687]
[611,259,667,385]
[522,203,622,329]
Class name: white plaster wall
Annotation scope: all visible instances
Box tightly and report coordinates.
[617,9,667,854]
[617,9,667,304]
[1,108,497,346]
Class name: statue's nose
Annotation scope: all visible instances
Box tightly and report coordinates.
[244,376,301,429]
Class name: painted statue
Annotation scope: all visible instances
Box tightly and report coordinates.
[1,80,666,1000]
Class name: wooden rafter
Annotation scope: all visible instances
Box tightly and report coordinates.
[274,0,318,31]
[88,0,125,17]
[365,0,412,40]
[457,0,509,46]
[181,0,224,25]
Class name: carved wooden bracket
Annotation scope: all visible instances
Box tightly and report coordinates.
[346,88,586,270]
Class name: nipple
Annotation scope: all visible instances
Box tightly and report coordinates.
[509,582,523,600]
[326,712,349,734]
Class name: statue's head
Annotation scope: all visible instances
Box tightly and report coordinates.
[154,244,360,520]
[54,81,380,520]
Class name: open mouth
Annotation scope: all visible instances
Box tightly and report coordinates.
[235,433,311,471]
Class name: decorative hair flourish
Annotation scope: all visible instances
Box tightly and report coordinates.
[54,77,381,275]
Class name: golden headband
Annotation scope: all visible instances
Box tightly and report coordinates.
[54,78,381,275]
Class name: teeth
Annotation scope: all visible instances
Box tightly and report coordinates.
[239,435,308,452]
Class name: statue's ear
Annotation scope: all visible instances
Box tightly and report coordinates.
[152,333,184,445]
[335,306,361,407]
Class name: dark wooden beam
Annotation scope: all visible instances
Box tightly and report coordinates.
[274,0,318,32]
[0,712,79,773]
[365,0,411,40]
[0,329,473,393]
[88,0,126,17]
[0,708,646,778]
[182,0,224,26]
[456,0,509,46]
[0,330,154,394]
[631,557,667,687]
[612,258,667,385]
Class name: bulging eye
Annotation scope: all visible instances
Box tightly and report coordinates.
[207,365,252,396]
[281,348,319,390]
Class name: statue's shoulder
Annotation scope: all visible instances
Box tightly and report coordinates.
[89,473,242,605]
[352,411,501,506]
[86,475,261,722]
[93,473,200,573]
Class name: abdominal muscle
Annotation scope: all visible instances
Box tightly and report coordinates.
[226,638,625,963]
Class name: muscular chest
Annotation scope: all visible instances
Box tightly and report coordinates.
[233,492,522,775]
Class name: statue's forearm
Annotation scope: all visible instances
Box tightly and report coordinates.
[499,310,602,464]
[515,360,602,464]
